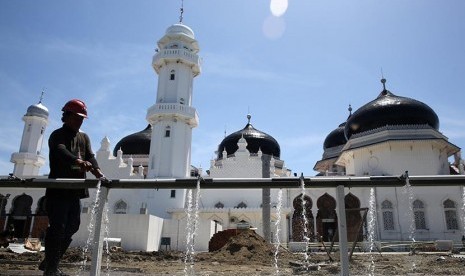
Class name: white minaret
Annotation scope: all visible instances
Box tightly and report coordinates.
[11,95,49,177]
[146,22,201,179]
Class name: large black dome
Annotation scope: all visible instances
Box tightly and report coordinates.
[323,122,347,149]
[113,124,152,156]
[345,81,439,139]
[217,116,280,159]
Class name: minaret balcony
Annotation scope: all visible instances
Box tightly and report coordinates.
[10,152,46,165]
[152,49,201,75]
[146,103,199,127]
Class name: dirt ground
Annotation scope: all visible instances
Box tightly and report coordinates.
[1,230,465,275]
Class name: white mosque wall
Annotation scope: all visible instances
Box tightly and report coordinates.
[209,155,263,178]
[93,139,144,180]
[72,214,164,252]
[341,140,451,176]
[380,186,464,242]
[161,215,221,252]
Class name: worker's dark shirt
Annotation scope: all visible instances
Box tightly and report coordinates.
[47,124,99,199]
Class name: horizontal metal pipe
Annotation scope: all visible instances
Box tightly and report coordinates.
[0,175,464,189]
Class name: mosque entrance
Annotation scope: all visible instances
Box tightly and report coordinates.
[291,194,314,242]
[345,193,364,242]
[316,193,337,242]
[8,194,33,239]
[31,196,48,239]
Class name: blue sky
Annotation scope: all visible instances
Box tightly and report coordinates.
[1,0,464,177]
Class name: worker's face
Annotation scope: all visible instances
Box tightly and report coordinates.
[65,112,85,132]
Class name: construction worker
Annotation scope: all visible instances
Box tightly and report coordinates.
[40,99,105,276]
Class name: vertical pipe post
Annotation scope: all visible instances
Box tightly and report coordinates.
[336,185,349,276]
[90,184,109,276]
[262,154,271,242]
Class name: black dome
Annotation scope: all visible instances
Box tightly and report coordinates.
[345,86,439,139]
[217,118,280,159]
[323,122,347,149]
[113,124,152,156]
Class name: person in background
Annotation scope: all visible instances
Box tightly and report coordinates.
[40,99,106,276]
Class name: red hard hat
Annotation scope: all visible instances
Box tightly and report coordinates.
[62,99,88,118]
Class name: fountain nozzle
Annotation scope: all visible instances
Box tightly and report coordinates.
[401,171,409,181]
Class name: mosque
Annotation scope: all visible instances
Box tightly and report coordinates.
[1,19,464,252]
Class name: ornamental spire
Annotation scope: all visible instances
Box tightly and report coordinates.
[179,0,184,23]
[39,88,45,103]
[380,67,387,91]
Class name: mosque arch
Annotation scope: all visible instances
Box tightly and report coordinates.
[165,126,171,138]
[208,215,223,234]
[316,193,337,242]
[344,193,363,241]
[170,69,175,80]
[9,193,33,238]
[114,199,128,214]
[291,194,314,242]
[413,199,427,230]
[207,215,223,225]
[214,201,224,208]
[35,196,47,215]
[236,214,251,223]
[381,199,395,231]
[443,199,459,230]
[31,196,48,239]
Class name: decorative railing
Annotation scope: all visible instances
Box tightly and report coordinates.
[147,103,199,126]
[153,48,200,66]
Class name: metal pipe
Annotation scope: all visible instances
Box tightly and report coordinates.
[2,175,465,189]
[1,174,465,276]
[90,185,109,276]
[336,185,349,276]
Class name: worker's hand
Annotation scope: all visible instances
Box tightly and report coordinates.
[99,176,110,183]
[92,168,109,183]
[75,159,93,172]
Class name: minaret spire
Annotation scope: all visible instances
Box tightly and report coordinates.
[39,88,45,103]
[380,67,387,91]
[179,0,184,23]
[381,78,387,91]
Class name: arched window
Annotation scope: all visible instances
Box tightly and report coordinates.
[214,202,224,209]
[165,126,171,137]
[413,199,427,230]
[170,70,175,80]
[114,200,128,214]
[381,200,394,230]
[443,199,459,230]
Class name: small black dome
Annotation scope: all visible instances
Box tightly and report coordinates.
[217,117,280,159]
[345,88,439,139]
[323,122,347,149]
[113,125,152,156]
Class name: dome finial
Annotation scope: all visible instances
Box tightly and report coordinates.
[39,88,45,103]
[380,67,387,91]
[348,104,352,115]
[179,0,184,23]
[381,78,387,91]
[247,114,251,124]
